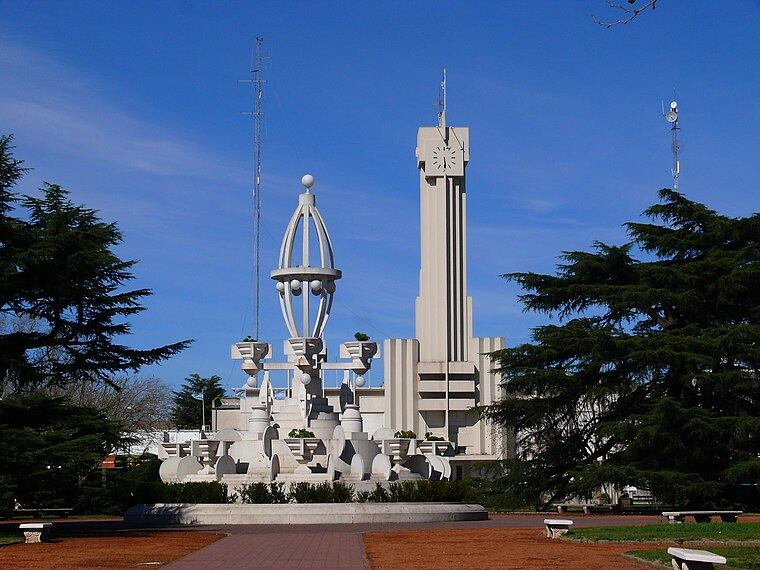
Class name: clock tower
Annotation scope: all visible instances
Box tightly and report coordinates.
[415,115,471,362]
[383,73,506,463]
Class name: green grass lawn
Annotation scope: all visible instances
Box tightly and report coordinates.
[626,546,760,569]
[568,522,760,542]
[0,532,22,546]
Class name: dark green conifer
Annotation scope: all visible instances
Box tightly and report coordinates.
[171,373,225,429]
[483,189,760,509]
[0,134,191,393]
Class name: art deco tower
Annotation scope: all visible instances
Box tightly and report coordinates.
[383,78,506,464]
[415,116,472,362]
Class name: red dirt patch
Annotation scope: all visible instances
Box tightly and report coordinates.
[0,531,223,569]
[363,527,664,569]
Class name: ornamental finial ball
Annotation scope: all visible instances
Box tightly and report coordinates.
[301,174,315,189]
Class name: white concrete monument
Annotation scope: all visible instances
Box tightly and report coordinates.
[158,96,507,486]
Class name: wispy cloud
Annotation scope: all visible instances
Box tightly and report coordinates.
[522,197,561,214]
[0,39,246,184]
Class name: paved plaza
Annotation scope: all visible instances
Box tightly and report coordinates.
[164,514,657,569]
[0,514,660,570]
[6,513,755,569]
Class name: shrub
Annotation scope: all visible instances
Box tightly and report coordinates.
[354,332,370,341]
[416,479,469,502]
[394,430,417,439]
[133,481,231,504]
[424,432,445,441]
[269,482,289,503]
[368,482,390,502]
[288,428,315,438]
[356,491,371,503]
[330,481,355,503]
[385,480,470,502]
[388,481,416,502]
[288,481,355,503]
[289,481,332,503]
[238,482,288,504]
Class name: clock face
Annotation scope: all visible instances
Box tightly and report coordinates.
[431,145,458,173]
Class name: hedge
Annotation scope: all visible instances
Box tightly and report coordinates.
[133,479,472,505]
[133,481,231,504]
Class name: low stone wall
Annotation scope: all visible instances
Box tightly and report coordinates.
[124,502,488,525]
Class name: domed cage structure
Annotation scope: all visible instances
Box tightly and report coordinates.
[270,175,341,339]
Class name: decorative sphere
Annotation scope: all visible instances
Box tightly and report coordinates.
[290,279,302,295]
[301,174,315,189]
[246,377,257,388]
[275,281,285,293]
[310,279,322,294]
[324,280,336,294]
[300,372,312,385]
[355,375,366,388]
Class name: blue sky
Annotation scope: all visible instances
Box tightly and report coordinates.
[1,1,758,392]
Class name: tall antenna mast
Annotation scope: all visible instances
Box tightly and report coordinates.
[438,69,447,128]
[240,37,267,340]
[663,97,681,190]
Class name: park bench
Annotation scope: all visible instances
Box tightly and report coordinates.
[19,522,52,543]
[668,547,726,570]
[662,510,742,524]
[555,503,611,514]
[544,518,573,539]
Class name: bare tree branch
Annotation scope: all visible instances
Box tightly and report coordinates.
[592,0,658,28]
[48,374,173,436]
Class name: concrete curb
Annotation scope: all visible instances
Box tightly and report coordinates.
[124,502,488,525]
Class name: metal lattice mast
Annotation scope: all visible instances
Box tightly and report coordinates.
[240,38,266,339]
[253,37,264,340]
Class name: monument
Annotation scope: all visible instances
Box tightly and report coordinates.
[157,95,507,486]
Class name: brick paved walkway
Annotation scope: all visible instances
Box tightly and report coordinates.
[165,530,368,569]
[162,514,659,569]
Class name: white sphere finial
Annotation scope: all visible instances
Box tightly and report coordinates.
[301,174,315,189]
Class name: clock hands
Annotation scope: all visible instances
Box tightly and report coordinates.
[431,146,457,172]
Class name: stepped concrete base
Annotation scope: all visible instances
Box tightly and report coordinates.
[124,502,488,525]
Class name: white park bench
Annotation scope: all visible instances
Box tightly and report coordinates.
[19,522,52,543]
[662,510,742,524]
[555,502,613,514]
[668,547,726,570]
[544,518,573,538]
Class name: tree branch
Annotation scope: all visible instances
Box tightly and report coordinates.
[592,0,657,28]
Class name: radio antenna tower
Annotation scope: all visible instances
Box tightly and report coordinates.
[240,37,267,339]
[663,97,681,190]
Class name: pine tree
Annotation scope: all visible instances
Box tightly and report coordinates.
[0,394,126,511]
[0,135,191,393]
[171,373,225,429]
[482,189,760,509]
